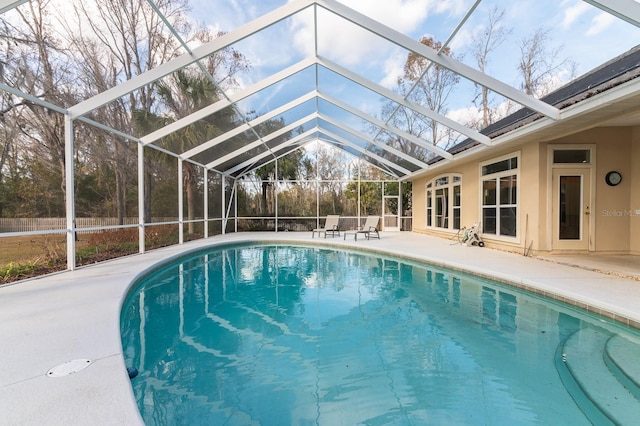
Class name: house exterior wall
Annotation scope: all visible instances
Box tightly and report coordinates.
[551,127,631,253]
[631,126,640,255]
[412,125,637,256]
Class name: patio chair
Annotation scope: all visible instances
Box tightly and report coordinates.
[312,215,341,238]
[344,216,380,240]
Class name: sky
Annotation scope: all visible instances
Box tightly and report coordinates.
[5,0,638,172]
[186,0,640,133]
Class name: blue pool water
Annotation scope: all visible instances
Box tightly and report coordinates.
[120,244,640,425]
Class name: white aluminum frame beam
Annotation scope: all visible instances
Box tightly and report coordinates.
[68,0,315,118]
[141,58,316,146]
[317,113,430,170]
[584,0,640,27]
[0,0,26,14]
[317,56,491,147]
[0,81,68,115]
[318,129,409,176]
[316,137,398,178]
[377,0,481,138]
[207,113,317,168]
[317,92,451,161]
[233,131,404,180]
[226,128,318,176]
[185,90,317,159]
[209,104,430,174]
[316,0,560,120]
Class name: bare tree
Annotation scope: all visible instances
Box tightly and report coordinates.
[316,143,348,214]
[4,0,80,215]
[383,37,461,160]
[518,27,577,97]
[469,6,511,129]
[64,0,190,223]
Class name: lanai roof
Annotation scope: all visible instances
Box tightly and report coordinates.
[2,0,640,180]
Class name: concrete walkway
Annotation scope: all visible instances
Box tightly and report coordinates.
[1,232,639,425]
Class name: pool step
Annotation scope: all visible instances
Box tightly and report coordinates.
[604,334,640,399]
[557,328,640,425]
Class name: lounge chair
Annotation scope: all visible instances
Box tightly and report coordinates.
[312,215,341,238]
[344,216,380,240]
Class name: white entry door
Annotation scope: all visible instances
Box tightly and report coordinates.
[552,168,591,251]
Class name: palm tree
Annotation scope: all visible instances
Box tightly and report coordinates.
[136,70,224,234]
[160,71,220,233]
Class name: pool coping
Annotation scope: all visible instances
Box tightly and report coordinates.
[1,232,639,425]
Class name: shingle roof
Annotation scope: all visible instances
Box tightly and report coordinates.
[438,44,640,162]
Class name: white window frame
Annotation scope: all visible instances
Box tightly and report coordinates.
[479,152,520,241]
[424,174,462,231]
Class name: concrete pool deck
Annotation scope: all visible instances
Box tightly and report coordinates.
[1,231,639,425]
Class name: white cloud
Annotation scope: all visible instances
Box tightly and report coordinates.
[343,0,432,31]
[448,26,473,52]
[536,68,572,98]
[586,12,615,36]
[433,0,468,15]
[561,1,590,29]
[446,105,482,128]
[291,0,437,66]
[379,52,406,89]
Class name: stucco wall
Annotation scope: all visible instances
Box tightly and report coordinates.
[412,126,637,255]
[552,127,632,253]
[631,127,640,255]
[411,156,481,239]
[412,145,538,254]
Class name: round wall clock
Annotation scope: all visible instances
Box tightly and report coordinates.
[605,171,622,186]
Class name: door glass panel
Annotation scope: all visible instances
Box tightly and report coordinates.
[559,176,581,240]
[435,188,448,228]
[426,190,432,227]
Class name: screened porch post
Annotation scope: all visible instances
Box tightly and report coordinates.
[398,178,403,231]
[178,158,184,244]
[275,157,279,232]
[315,143,320,227]
[234,179,238,233]
[64,114,76,271]
[204,168,209,238]
[221,174,226,235]
[138,143,145,253]
[382,181,386,230]
[357,160,361,223]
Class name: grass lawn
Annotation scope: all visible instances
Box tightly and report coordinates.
[2,235,63,264]
[0,234,93,284]
[1,226,182,284]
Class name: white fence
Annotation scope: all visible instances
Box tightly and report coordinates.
[0,217,176,233]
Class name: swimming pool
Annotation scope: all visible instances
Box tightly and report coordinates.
[120,244,640,425]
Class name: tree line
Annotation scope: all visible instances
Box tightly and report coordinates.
[0,0,251,226]
[0,1,574,228]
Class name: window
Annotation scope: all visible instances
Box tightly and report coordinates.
[553,149,590,164]
[425,174,462,230]
[481,155,518,237]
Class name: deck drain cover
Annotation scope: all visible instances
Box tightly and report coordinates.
[47,359,92,377]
